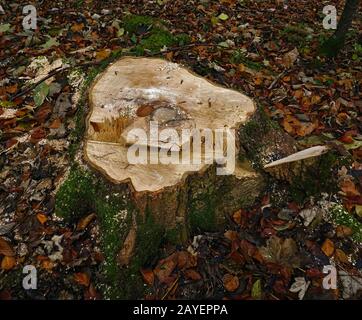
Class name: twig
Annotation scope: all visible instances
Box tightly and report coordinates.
[161,275,179,300]
[147,42,227,57]
[268,69,288,90]
[10,61,98,101]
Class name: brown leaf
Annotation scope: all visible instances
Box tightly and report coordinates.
[140,268,155,286]
[0,237,15,257]
[154,258,177,284]
[71,23,84,32]
[222,274,239,292]
[76,213,96,231]
[183,269,202,281]
[95,49,111,61]
[336,225,353,238]
[335,249,349,264]
[30,127,46,141]
[48,118,62,129]
[321,239,335,257]
[340,180,360,197]
[1,256,16,270]
[282,48,299,68]
[74,272,90,287]
[177,251,197,269]
[118,227,136,266]
[224,230,239,241]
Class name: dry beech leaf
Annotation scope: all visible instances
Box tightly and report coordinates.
[340,180,360,197]
[77,213,96,231]
[222,274,239,292]
[36,213,48,225]
[1,256,16,270]
[335,249,349,264]
[140,269,154,286]
[224,230,239,241]
[74,272,90,287]
[183,269,202,281]
[154,257,177,284]
[0,237,15,257]
[71,23,84,32]
[321,239,335,257]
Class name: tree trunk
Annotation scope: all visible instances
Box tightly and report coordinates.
[322,0,360,56]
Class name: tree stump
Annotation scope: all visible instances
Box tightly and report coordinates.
[84,57,264,240]
[56,57,274,297]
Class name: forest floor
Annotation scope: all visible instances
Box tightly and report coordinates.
[0,0,361,300]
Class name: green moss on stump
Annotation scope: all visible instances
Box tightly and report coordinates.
[123,14,190,55]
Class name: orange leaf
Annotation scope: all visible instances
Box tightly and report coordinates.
[321,239,334,257]
[340,180,360,197]
[335,249,349,264]
[48,118,62,129]
[74,272,90,286]
[36,213,48,225]
[41,259,54,270]
[0,237,15,257]
[222,274,239,292]
[71,23,84,32]
[95,49,111,61]
[183,269,202,281]
[76,213,96,231]
[140,269,154,286]
[1,256,16,270]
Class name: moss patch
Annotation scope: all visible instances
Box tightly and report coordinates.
[239,105,280,169]
[55,165,137,298]
[330,204,362,243]
[122,14,190,55]
[289,152,351,204]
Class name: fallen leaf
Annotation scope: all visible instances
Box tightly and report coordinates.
[183,269,202,281]
[140,269,154,286]
[321,239,334,257]
[71,23,84,32]
[340,180,360,197]
[222,274,239,292]
[76,213,96,231]
[1,256,16,270]
[154,258,177,284]
[282,48,299,68]
[74,273,90,286]
[224,230,238,241]
[251,279,262,299]
[0,237,15,256]
[336,225,353,238]
[356,205,362,218]
[335,249,349,264]
[218,13,229,21]
[33,82,49,107]
[118,227,136,266]
[36,213,48,225]
[95,49,111,61]
[259,236,300,268]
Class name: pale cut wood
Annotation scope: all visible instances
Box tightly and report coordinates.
[85,57,256,192]
[264,146,330,168]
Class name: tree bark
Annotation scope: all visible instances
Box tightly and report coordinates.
[322,0,360,56]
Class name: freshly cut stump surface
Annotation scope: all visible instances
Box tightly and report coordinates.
[85,57,257,193]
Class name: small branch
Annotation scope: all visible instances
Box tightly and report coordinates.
[10,61,98,101]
